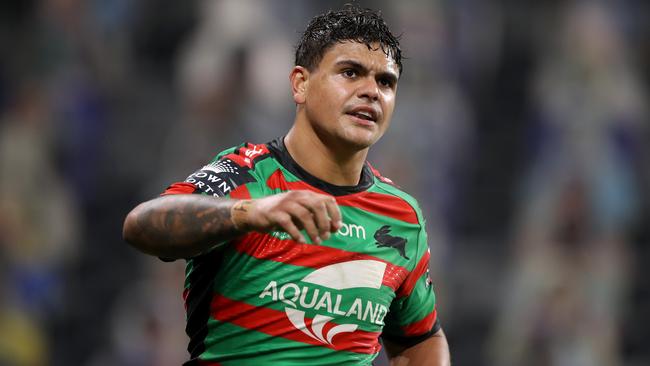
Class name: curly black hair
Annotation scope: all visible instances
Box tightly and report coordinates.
[295,5,402,75]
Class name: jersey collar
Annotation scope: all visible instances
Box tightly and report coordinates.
[267,137,374,196]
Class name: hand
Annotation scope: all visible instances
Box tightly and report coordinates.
[231,190,342,244]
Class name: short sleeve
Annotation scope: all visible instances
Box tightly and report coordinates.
[157,145,265,260]
[381,225,440,347]
[162,146,261,199]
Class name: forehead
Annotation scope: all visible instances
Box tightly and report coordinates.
[319,41,399,76]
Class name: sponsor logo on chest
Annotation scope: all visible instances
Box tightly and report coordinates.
[258,260,388,345]
[271,221,366,241]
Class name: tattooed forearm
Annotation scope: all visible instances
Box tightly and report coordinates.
[123,195,244,259]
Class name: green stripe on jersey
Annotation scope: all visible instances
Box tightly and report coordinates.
[201,318,377,365]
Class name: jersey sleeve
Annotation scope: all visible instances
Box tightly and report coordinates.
[162,144,262,200]
[381,224,441,347]
[158,144,266,259]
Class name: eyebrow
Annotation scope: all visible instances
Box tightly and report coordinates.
[335,60,399,85]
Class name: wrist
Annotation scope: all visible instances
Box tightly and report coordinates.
[230,199,253,231]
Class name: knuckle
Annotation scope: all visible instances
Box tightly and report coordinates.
[297,192,313,203]
[276,216,290,225]
[283,191,299,201]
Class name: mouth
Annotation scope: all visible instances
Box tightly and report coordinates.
[345,107,379,123]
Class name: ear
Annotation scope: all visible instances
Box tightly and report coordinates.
[290,66,309,104]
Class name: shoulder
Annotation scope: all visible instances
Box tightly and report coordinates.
[205,141,277,181]
[367,163,425,227]
[365,164,429,270]
[211,142,273,169]
[180,141,273,198]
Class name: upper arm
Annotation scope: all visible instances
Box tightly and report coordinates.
[383,328,450,366]
[381,224,442,356]
[123,145,260,260]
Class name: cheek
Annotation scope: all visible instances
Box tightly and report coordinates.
[381,94,396,118]
[323,78,348,100]
[313,81,346,111]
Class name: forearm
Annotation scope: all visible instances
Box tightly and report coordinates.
[123,195,244,259]
[386,330,450,366]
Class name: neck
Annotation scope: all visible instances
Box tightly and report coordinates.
[284,122,368,187]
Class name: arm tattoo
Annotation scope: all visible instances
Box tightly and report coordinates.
[231,200,253,230]
[233,200,250,212]
[125,195,242,258]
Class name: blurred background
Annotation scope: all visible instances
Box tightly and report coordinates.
[0,0,648,365]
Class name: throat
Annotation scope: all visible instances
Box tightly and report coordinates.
[284,128,368,186]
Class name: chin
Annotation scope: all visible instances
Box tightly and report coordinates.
[339,130,381,150]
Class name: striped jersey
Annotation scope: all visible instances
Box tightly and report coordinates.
[163,138,440,365]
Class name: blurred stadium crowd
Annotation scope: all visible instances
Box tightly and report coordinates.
[0,0,648,365]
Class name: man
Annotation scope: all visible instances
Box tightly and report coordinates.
[123,5,450,365]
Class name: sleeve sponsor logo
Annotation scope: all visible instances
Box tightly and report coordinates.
[203,159,240,175]
[242,144,267,159]
[185,158,257,197]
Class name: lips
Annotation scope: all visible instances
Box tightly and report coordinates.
[346,106,379,123]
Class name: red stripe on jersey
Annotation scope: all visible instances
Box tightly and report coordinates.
[367,163,395,185]
[396,251,430,298]
[402,308,438,337]
[368,163,381,177]
[211,294,382,354]
[198,361,222,366]
[266,169,324,193]
[266,170,419,224]
[336,193,418,225]
[229,184,252,199]
[183,288,190,311]
[161,182,197,195]
[233,232,408,291]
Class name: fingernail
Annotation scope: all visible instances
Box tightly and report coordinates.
[314,237,321,245]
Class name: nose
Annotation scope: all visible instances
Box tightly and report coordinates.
[357,77,379,101]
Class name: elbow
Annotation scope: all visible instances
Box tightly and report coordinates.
[122,202,184,259]
[122,205,144,250]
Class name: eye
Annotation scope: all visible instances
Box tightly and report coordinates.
[378,78,394,88]
[343,69,357,78]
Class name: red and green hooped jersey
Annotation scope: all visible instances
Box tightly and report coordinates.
[163,138,440,365]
